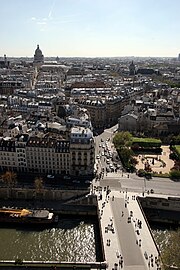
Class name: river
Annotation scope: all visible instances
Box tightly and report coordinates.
[0,217,102,262]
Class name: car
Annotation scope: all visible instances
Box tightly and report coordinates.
[107,160,110,164]
[150,189,154,194]
[99,144,101,147]
[72,180,80,184]
[47,175,55,179]
[85,180,91,184]
[64,176,71,180]
[96,155,100,159]
[101,152,104,156]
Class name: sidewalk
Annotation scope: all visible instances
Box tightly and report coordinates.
[96,187,162,270]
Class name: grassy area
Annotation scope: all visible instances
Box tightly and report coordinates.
[132,137,162,144]
[175,145,180,155]
[153,173,169,178]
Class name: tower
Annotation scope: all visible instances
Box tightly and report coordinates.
[129,61,136,75]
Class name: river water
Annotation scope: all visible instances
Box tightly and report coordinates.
[0,217,102,262]
[0,216,175,262]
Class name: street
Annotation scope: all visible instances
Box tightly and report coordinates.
[94,126,180,197]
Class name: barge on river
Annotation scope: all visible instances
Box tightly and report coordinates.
[0,208,58,225]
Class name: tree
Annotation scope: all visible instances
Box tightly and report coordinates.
[113,131,132,149]
[34,177,44,198]
[169,170,180,181]
[1,171,17,198]
[120,147,134,165]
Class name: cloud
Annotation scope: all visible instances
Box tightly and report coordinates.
[28,0,81,31]
[37,22,47,25]
[48,0,56,19]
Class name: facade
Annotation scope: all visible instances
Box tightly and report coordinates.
[79,99,106,129]
[70,127,95,176]
[0,127,95,177]
[0,81,23,95]
[78,97,127,129]
[26,137,70,175]
[118,113,138,132]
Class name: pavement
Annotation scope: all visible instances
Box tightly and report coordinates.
[135,146,174,174]
[95,185,162,270]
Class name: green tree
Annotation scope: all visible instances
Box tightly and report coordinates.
[169,170,180,181]
[113,131,132,149]
[120,147,134,165]
[1,171,17,198]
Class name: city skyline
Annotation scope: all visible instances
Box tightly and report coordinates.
[1,0,180,57]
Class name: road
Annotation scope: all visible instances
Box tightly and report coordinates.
[94,125,180,197]
[111,197,145,267]
[99,174,180,196]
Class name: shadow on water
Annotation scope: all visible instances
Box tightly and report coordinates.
[57,217,83,230]
[149,221,179,231]
[0,223,51,232]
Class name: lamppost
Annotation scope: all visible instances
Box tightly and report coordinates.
[144,176,146,193]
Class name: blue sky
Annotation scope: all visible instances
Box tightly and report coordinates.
[0,0,180,57]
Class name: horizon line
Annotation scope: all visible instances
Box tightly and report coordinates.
[0,55,178,59]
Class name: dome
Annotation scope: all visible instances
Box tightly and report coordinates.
[35,45,42,55]
[33,44,44,64]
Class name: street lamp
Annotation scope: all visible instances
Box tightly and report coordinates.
[144,176,146,193]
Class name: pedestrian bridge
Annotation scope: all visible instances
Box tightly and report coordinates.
[96,187,162,270]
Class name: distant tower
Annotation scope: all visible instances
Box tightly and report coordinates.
[33,45,44,66]
[4,54,7,63]
[178,53,180,61]
[129,61,136,75]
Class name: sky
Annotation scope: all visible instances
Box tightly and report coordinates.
[0,0,180,57]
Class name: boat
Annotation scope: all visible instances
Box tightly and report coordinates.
[0,208,58,225]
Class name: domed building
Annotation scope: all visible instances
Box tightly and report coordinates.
[33,45,44,65]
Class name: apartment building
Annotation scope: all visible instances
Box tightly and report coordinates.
[26,136,70,175]
[0,127,95,177]
[70,127,95,176]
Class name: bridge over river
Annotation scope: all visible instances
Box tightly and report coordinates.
[96,186,165,270]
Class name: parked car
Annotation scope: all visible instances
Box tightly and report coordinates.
[85,180,91,184]
[64,176,71,180]
[47,175,54,179]
[72,180,80,184]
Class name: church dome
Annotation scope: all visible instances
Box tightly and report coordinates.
[33,44,44,64]
[35,45,42,55]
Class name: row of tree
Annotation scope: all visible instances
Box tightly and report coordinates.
[1,171,44,198]
[113,131,138,172]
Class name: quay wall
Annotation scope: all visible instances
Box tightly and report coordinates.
[139,196,180,225]
[0,187,89,202]
[0,260,108,269]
